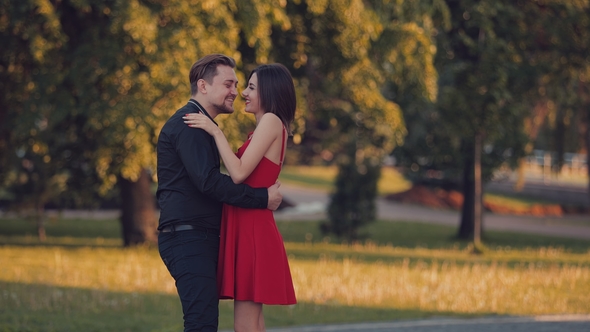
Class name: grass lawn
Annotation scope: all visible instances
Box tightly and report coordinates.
[1,217,590,331]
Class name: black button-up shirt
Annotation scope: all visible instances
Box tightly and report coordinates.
[156,100,268,231]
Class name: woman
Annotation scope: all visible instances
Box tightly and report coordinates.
[183,63,297,332]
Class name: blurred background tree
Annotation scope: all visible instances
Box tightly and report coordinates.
[0,0,257,245]
[392,0,590,246]
[526,0,590,207]
[260,0,447,242]
[1,0,588,247]
[433,0,534,246]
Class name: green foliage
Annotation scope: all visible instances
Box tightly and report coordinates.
[0,0,279,210]
[527,1,590,171]
[396,1,540,183]
[273,0,446,165]
[323,147,381,242]
[3,0,587,245]
[393,1,590,240]
[261,1,446,240]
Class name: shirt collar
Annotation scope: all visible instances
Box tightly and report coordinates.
[188,99,218,126]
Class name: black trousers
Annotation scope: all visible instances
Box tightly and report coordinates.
[158,228,220,332]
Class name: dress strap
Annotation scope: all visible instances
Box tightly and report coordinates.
[279,126,287,165]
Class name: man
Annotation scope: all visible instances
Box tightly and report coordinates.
[156,54,283,332]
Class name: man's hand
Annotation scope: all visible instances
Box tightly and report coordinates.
[267,181,283,211]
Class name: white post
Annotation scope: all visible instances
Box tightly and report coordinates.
[544,152,551,184]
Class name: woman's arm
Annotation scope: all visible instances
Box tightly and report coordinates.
[183,112,282,184]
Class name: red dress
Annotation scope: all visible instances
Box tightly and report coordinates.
[217,129,297,305]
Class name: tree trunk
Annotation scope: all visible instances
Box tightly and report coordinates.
[119,168,158,247]
[554,108,566,175]
[586,104,590,208]
[36,204,46,242]
[473,132,483,246]
[515,102,549,191]
[458,142,475,239]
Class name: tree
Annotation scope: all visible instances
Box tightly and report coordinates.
[256,0,446,242]
[0,0,283,245]
[324,146,381,241]
[529,1,590,206]
[0,0,77,240]
[394,1,545,247]
[276,0,447,163]
[437,1,549,245]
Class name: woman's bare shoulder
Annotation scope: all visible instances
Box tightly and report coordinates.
[257,113,283,133]
[260,112,282,124]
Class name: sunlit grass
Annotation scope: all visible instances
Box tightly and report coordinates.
[291,256,590,315]
[278,220,590,253]
[1,243,589,329]
[279,165,412,195]
[2,218,590,331]
[484,192,558,211]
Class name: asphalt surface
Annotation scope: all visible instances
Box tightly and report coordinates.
[275,184,590,239]
[256,315,590,332]
[486,180,589,207]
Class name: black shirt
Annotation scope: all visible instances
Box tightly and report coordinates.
[156,100,268,231]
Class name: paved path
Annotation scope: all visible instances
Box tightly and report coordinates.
[4,183,588,240]
[275,185,590,239]
[255,315,590,332]
[487,180,589,207]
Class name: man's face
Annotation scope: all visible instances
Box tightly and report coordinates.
[204,65,238,115]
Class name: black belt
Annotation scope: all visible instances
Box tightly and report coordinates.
[160,224,218,235]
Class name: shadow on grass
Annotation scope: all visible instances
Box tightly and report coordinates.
[0,218,121,238]
[278,220,590,254]
[0,281,183,332]
[3,217,590,270]
[0,281,476,332]
[3,217,590,254]
[0,218,123,248]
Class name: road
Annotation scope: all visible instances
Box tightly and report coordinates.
[256,315,590,332]
[254,315,590,332]
[486,179,589,207]
[275,184,590,239]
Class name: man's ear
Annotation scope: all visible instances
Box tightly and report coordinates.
[197,79,207,94]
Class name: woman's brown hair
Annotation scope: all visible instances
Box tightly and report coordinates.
[249,63,296,134]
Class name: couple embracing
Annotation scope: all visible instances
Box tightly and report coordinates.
[156,54,297,332]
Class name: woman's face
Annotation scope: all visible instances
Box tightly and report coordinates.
[242,73,262,115]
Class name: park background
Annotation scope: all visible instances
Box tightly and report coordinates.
[1,0,590,331]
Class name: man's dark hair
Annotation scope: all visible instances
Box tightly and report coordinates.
[249,63,296,133]
[189,54,236,95]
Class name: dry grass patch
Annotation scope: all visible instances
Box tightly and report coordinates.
[2,243,589,318]
[1,246,175,295]
[279,165,411,194]
[291,258,590,314]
